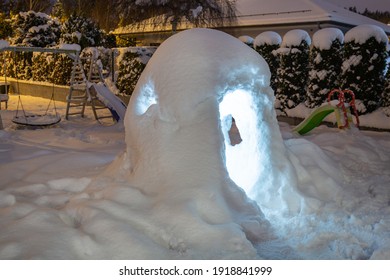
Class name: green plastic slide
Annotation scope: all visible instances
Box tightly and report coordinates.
[293,104,336,135]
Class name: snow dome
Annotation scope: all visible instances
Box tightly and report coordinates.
[88,28,310,258]
[123,28,301,214]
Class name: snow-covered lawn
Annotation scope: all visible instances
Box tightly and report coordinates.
[0,93,389,260]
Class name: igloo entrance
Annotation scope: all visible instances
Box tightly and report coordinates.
[219,89,263,194]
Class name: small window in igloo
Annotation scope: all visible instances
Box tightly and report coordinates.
[219,89,263,193]
[134,80,158,115]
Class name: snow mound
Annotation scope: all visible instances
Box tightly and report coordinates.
[92,28,296,258]
[122,28,307,215]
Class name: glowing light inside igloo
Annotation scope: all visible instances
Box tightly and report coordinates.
[133,80,158,115]
[219,89,263,193]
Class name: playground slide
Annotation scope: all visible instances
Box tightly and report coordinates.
[91,83,127,122]
[293,104,335,135]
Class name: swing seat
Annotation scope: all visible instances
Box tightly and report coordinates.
[12,114,61,126]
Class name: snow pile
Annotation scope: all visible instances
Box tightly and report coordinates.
[100,28,305,258]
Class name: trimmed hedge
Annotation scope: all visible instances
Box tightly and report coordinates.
[306,28,344,108]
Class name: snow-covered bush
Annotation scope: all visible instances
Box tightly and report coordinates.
[11,11,60,47]
[275,29,311,112]
[60,15,102,49]
[116,48,155,95]
[340,25,389,114]
[254,31,281,90]
[306,28,344,108]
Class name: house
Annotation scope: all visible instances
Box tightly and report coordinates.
[114,0,390,46]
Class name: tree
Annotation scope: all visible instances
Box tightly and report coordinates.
[59,0,119,31]
[1,0,53,15]
[306,28,344,108]
[60,14,102,49]
[116,0,237,32]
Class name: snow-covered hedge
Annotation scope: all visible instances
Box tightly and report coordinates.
[306,28,344,108]
[340,25,388,114]
[382,65,390,116]
[254,31,281,90]
[115,47,155,95]
[30,52,73,85]
[275,29,311,112]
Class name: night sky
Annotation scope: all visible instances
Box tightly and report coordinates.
[324,0,390,12]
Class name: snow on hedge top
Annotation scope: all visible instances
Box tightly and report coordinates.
[281,29,311,47]
[345,24,388,44]
[254,31,282,47]
[0,40,10,50]
[238,35,254,45]
[312,28,344,50]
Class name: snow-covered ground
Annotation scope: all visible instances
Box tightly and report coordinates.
[1,28,390,260]
[0,94,389,260]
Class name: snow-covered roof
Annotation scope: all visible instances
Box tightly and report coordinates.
[235,0,390,34]
[114,0,390,41]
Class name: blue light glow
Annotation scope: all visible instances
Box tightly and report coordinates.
[134,80,158,115]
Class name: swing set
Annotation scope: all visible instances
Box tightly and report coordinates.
[0,46,79,127]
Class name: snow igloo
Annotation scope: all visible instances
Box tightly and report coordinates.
[106,28,303,258]
[123,28,300,213]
